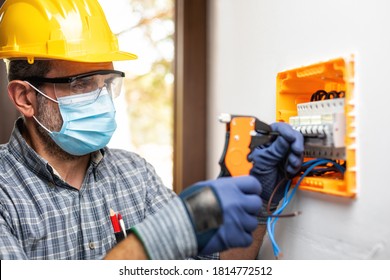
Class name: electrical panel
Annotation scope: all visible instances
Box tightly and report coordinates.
[276,56,357,198]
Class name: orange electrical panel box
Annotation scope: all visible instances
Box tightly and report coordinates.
[276,56,357,198]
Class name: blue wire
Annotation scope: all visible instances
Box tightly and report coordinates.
[268,159,345,256]
[266,158,345,258]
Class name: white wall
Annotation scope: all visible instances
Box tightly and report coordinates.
[208,0,390,259]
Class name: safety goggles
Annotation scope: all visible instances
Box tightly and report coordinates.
[24,70,125,101]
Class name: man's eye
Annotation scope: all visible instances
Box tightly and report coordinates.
[71,80,93,92]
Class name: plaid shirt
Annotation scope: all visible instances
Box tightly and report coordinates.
[0,119,218,260]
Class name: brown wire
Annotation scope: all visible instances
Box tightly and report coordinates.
[261,177,302,218]
[266,178,287,214]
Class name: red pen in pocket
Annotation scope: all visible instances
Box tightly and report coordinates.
[110,208,121,233]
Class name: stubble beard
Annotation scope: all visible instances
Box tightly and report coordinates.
[35,94,80,161]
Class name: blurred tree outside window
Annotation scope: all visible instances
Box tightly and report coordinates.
[99,0,174,188]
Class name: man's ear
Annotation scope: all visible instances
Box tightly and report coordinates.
[7,81,37,118]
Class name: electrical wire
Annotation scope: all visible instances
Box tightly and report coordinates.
[310,90,345,101]
[266,158,346,259]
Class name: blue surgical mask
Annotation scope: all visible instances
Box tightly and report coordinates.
[29,83,117,156]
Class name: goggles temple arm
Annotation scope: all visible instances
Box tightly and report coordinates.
[24,81,59,104]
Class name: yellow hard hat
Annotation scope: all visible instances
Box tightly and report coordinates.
[0,0,137,63]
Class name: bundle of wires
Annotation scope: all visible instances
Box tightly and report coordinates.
[266,158,346,259]
[310,90,345,101]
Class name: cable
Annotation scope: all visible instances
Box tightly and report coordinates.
[310,90,345,101]
[266,158,345,258]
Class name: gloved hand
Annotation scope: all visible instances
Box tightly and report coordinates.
[130,175,262,259]
[180,176,262,255]
[248,122,304,209]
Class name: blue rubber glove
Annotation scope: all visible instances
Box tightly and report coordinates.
[180,176,262,255]
[248,122,304,208]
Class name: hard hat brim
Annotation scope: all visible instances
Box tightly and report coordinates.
[0,50,138,63]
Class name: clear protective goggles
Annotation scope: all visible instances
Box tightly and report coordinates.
[25,70,125,104]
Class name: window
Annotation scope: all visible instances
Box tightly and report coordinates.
[99,0,175,188]
[101,0,208,193]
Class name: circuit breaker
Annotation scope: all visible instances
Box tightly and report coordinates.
[276,56,357,198]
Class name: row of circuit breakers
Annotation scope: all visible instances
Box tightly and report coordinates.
[289,93,346,161]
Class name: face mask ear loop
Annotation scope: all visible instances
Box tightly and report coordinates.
[32,115,52,134]
[24,81,59,104]
[25,81,56,134]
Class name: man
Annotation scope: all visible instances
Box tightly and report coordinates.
[0,0,304,260]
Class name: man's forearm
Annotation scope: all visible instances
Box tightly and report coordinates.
[105,225,267,260]
[104,234,148,260]
[220,225,266,260]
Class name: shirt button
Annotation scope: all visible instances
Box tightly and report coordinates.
[89,241,95,250]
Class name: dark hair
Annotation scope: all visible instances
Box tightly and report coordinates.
[7,60,52,85]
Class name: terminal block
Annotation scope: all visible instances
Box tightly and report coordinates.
[276,56,357,198]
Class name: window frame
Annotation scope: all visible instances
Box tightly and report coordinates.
[174,0,208,193]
